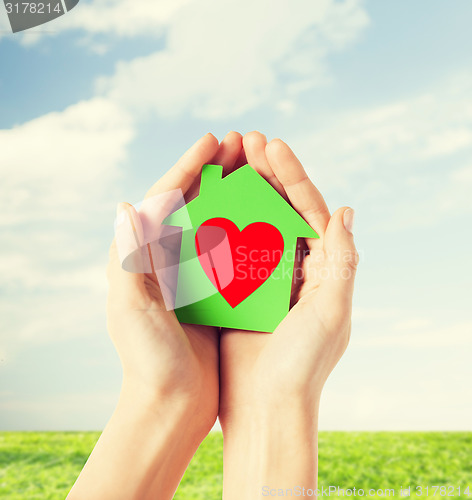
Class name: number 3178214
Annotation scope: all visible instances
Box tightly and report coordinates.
[5,3,62,15]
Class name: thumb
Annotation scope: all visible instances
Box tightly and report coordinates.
[107,202,148,306]
[319,207,358,308]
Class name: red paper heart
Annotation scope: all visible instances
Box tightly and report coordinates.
[195,218,284,307]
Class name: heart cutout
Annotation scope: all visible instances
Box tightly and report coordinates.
[195,218,284,307]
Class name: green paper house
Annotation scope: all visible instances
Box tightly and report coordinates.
[163,164,318,332]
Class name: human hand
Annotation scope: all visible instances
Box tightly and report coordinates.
[107,133,222,430]
[218,132,358,497]
[68,133,247,500]
[108,132,245,429]
[220,132,358,415]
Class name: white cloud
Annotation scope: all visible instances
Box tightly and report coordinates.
[351,307,472,349]
[0,391,120,430]
[0,97,134,356]
[294,74,472,180]
[0,252,108,356]
[451,164,472,182]
[421,128,472,158]
[2,0,369,119]
[0,0,190,43]
[352,307,398,321]
[0,97,134,225]
[288,72,472,233]
[357,322,472,348]
[95,0,368,119]
[320,384,472,430]
[56,0,190,37]
[435,164,472,215]
[0,253,107,295]
[0,6,10,31]
[0,291,106,345]
[0,347,7,366]
[319,307,472,430]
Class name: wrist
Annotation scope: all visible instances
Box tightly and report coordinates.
[220,396,319,438]
[219,387,321,431]
[68,377,212,500]
[120,377,216,439]
[220,400,320,499]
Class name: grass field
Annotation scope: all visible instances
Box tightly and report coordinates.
[1,431,471,499]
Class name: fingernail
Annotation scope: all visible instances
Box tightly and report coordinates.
[343,208,355,234]
[116,202,127,217]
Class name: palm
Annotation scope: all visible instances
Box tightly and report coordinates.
[108,133,226,422]
[219,133,355,414]
[118,132,244,414]
[219,238,334,411]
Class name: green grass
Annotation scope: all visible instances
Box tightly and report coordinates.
[0,432,471,499]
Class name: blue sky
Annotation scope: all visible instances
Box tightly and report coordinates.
[1,0,471,430]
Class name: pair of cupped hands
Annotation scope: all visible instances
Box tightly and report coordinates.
[107,131,358,435]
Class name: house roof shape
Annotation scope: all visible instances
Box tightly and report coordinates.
[163,163,319,241]
[160,163,319,332]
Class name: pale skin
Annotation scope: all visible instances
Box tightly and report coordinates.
[67,131,358,500]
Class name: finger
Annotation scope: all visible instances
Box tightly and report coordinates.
[265,138,330,238]
[108,203,148,307]
[145,133,219,199]
[183,177,201,204]
[211,131,243,175]
[186,132,243,201]
[319,207,358,307]
[243,131,286,196]
[234,145,248,170]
